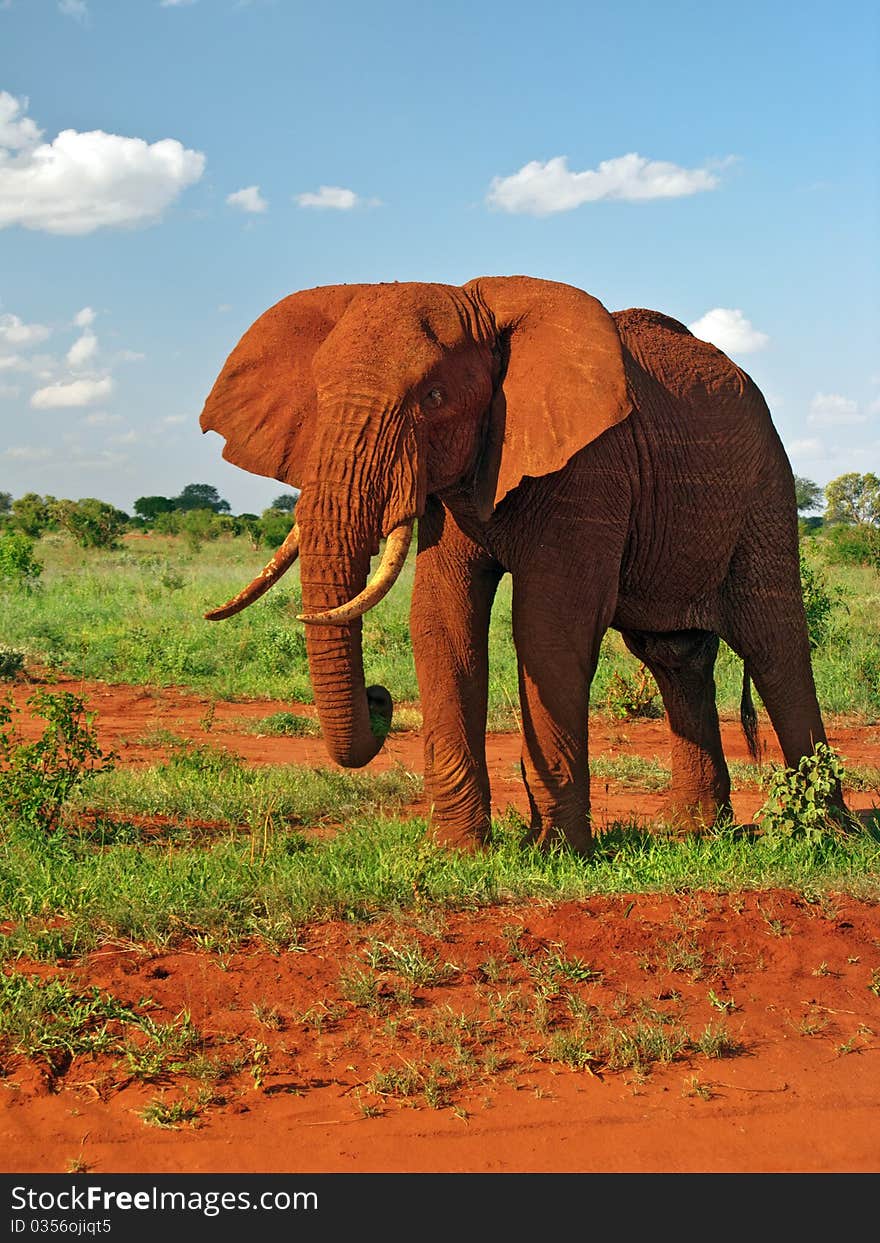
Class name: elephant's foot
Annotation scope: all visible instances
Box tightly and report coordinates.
[658,793,733,837]
[429,820,489,852]
[524,818,593,857]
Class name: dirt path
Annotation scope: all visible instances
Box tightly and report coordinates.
[2,676,879,1173]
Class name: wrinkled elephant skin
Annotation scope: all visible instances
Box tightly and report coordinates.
[200,277,836,853]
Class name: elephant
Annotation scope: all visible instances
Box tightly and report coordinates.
[199,275,837,854]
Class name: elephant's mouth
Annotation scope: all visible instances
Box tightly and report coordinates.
[203,515,413,624]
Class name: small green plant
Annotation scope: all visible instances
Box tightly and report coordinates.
[0,530,43,592]
[756,743,847,844]
[139,1093,208,1129]
[245,711,320,738]
[0,647,26,681]
[0,690,116,832]
[604,664,661,720]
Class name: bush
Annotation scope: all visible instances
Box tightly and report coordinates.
[604,664,662,720]
[10,493,54,539]
[755,743,847,844]
[0,530,43,591]
[178,508,224,552]
[799,552,841,649]
[51,498,128,550]
[258,507,294,548]
[0,647,26,680]
[822,524,880,571]
[0,690,116,833]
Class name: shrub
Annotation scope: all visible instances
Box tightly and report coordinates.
[755,743,847,844]
[0,690,116,833]
[259,507,294,547]
[51,498,128,550]
[0,530,43,591]
[799,552,841,649]
[178,508,224,552]
[10,493,53,539]
[604,664,661,720]
[0,647,26,680]
[822,524,880,571]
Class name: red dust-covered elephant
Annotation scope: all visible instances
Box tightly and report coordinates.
[200,276,833,853]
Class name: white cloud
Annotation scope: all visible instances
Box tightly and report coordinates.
[0,351,55,378]
[82,411,122,425]
[0,92,43,151]
[66,331,98,368]
[31,376,114,408]
[161,414,186,425]
[226,185,267,214]
[73,306,96,328]
[0,312,50,347]
[108,428,138,444]
[688,308,769,355]
[58,0,88,20]
[788,438,827,459]
[0,92,205,235]
[4,445,51,461]
[807,392,866,427]
[296,185,361,210]
[486,153,723,216]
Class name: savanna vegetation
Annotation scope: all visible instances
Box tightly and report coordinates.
[1,475,878,1132]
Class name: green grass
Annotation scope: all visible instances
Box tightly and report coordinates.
[5,530,877,719]
[1,810,877,962]
[72,748,420,831]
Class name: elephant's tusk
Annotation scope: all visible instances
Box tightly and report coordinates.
[204,522,301,620]
[297,521,413,625]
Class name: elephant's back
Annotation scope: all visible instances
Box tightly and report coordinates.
[612,307,769,424]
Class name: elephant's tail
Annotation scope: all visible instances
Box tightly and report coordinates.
[740,662,760,763]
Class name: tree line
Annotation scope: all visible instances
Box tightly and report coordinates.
[0,474,877,557]
[0,483,299,552]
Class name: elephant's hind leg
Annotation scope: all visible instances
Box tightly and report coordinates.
[621,628,732,832]
[721,528,839,801]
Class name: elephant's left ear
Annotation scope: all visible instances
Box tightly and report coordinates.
[464,276,631,518]
[200,284,369,488]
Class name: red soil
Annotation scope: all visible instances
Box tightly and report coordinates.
[2,677,879,1174]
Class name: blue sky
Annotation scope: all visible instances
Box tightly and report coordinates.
[1,0,877,515]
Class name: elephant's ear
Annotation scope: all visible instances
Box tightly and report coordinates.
[464,276,631,518]
[199,284,369,487]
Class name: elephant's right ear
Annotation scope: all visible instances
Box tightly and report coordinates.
[464,276,631,519]
[199,284,369,488]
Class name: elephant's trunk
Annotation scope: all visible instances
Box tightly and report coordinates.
[296,519,393,769]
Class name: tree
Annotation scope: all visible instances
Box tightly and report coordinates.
[134,495,176,522]
[179,507,224,552]
[0,492,11,515]
[823,472,880,527]
[269,490,300,513]
[794,476,823,514]
[259,506,294,547]
[173,483,231,513]
[11,493,54,539]
[51,498,128,550]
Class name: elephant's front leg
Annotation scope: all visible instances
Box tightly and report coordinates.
[410,499,503,850]
[512,575,618,854]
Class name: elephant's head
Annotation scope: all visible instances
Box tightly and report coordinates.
[200,276,630,768]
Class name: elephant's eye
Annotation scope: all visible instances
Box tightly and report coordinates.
[423,387,444,410]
